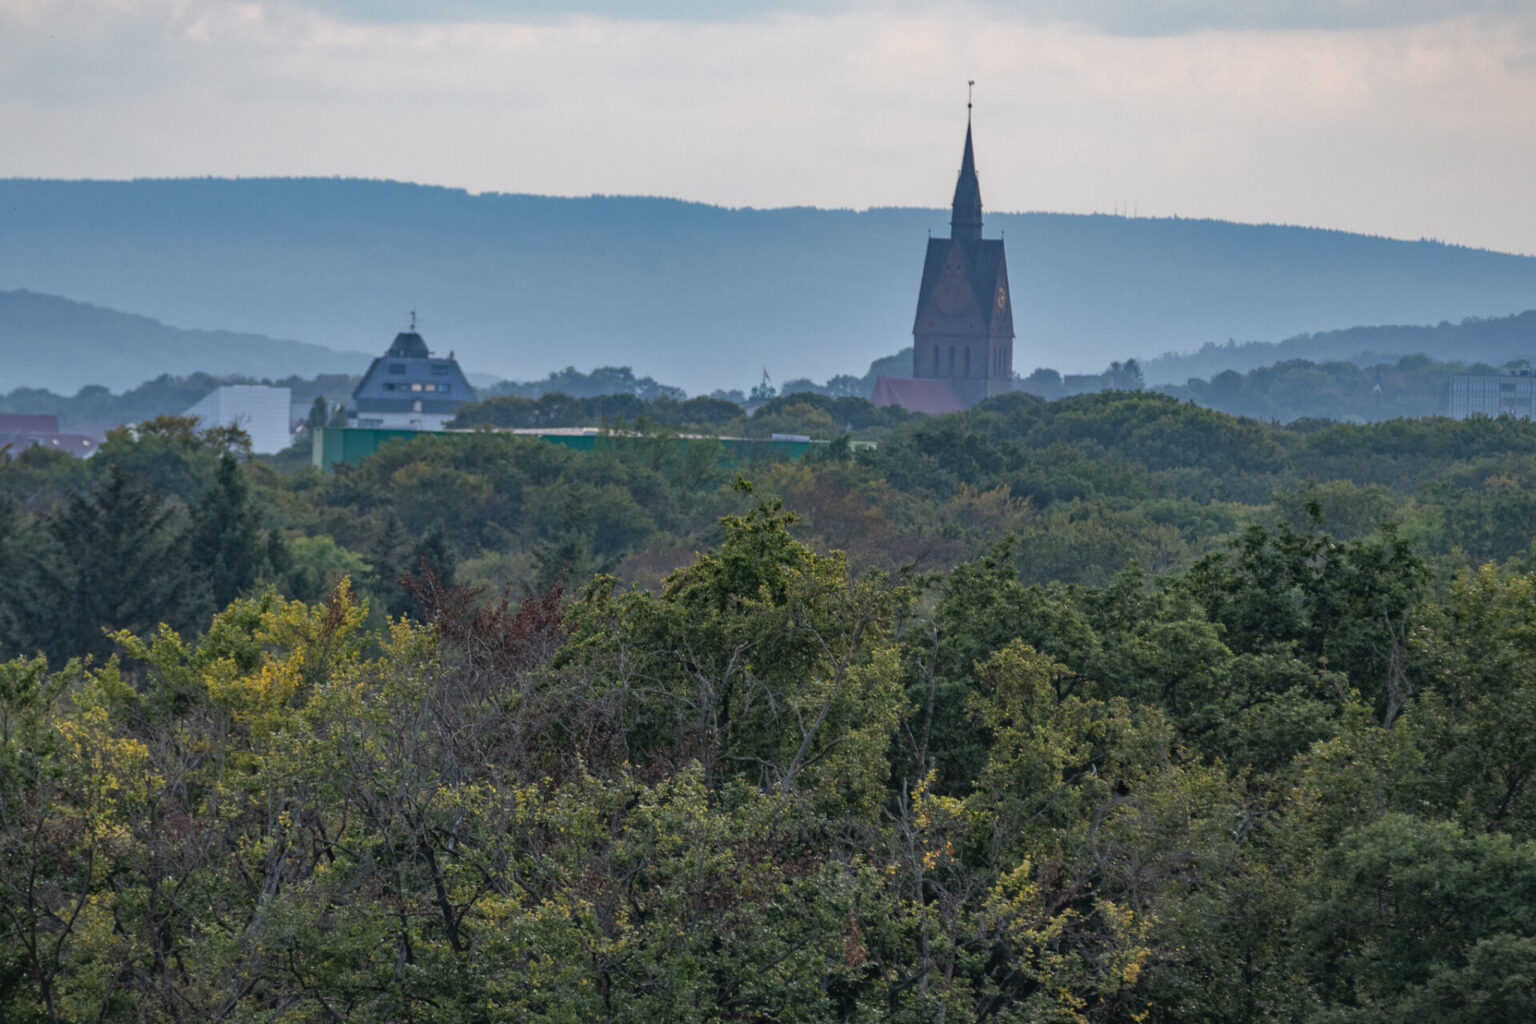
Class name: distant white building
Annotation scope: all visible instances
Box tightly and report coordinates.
[1449,372,1536,420]
[184,385,293,454]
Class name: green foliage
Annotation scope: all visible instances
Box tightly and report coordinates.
[560,497,909,813]
[1300,814,1536,1022]
[1149,311,1536,392]
[0,498,52,659]
[38,464,201,661]
[487,364,683,401]
[192,452,268,609]
[11,380,1536,1020]
[449,390,651,429]
[1160,353,1474,422]
[1409,565,1536,836]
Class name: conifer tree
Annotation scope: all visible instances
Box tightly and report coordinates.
[191,452,263,612]
[41,464,195,659]
[0,498,52,658]
[367,511,413,616]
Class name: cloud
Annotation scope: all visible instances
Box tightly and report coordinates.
[1,0,1534,254]
[1017,0,1530,36]
[288,0,1529,35]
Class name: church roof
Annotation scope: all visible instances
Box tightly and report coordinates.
[913,114,1011,337]
[912,237,1012,337]
[951,121,982,240]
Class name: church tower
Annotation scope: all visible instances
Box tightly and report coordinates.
[910,112,1014,404]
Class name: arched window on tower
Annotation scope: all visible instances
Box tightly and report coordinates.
[948,346,956,375]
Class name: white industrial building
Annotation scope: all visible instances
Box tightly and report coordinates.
[183,385,293,454]
[1449,372,1536,420]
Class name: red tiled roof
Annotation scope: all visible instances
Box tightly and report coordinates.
[869,377,969,415]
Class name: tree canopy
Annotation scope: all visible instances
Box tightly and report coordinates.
[5,392,1536,1021]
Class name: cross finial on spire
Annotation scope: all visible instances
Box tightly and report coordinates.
[409,309,417,331]
[967,80,974,116]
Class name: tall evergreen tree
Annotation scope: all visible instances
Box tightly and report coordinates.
[0,498,52,659]
[41,464,196,660]
[191,453,263,612]
[367,511,417,617]
[370,517,458,619]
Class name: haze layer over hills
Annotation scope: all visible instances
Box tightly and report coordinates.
[4,178,1534,395]
[0,290,367,395]
[1143,312,1536,386]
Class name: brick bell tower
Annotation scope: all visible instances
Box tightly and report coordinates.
[910,105,1014,405]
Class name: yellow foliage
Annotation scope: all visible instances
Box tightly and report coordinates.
[202,579,369,745]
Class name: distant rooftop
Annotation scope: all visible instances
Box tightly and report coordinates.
[387,331,430,359]
[352,326,477,427]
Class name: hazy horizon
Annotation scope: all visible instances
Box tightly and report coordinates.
[6,182,1534,396]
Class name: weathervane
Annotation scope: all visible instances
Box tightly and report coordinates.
[409,309,418,331]
[967,80,975,114]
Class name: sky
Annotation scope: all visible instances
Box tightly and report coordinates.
[2,0,1535,255]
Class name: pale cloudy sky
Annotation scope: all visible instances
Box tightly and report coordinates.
[3,0,1534,253]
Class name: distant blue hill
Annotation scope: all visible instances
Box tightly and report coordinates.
[3,178,1534,394]
[0,289,369,395]
[1143,311,1536,385]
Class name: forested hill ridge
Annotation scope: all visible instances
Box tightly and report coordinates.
[1145,309,1536,385]
[8,392,1536,1019]
[0,368,359,434]
[0,289,368,394]
[1156,353,1469,424]
[4,177,1535,393]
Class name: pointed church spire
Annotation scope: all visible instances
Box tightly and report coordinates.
[950,91,983,242]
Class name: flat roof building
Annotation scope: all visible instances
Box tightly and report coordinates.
[183,385,293,454]
[1450,371,1536,420]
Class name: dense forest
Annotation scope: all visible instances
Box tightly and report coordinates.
[9,344,1508,445]
[5,391,1536,1021]
[1156,353,1493,423]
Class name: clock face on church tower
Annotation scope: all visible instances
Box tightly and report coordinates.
[996,285,1008,310]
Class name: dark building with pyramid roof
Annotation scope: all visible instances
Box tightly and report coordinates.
[349,326,476,430]
[872,115,1014,414]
